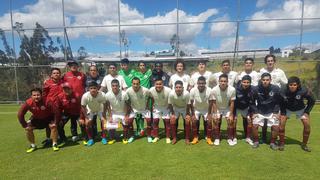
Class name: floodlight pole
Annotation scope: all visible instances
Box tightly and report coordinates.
[176,0,180,58]
[232,0,240,70]
[62,0,67,61]
[118,0,122,59]
[10,0,20,103]
[299,0,305,56]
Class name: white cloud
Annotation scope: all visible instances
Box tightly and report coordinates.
[248,0,320,35]
[283,42,320,51]
[256,0,269,8]
[210,15,236,37]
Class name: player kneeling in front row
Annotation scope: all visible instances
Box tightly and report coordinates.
[149,78,172,143]
[81,81,107,146]
[251,73,283,150]
[234,75,255,146]
[279,76,315,152]
[190,76,213,145]
[18,88,60,153]
[210,74,236,146]
[105,79,128,144]
[168,81,192,145]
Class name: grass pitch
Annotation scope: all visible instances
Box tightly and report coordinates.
[0,104,319,179]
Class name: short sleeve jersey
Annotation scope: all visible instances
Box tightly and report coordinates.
[149,86,171,109]
[190,71,213,87]
[260,68,287,88]
[168,90,190,109]
[169,73,191,91]
[190,86,212,111]
[210,85,236,110]
[101,74,128,92]
[124,87,151,111]
[105,90,126,114]
[237,71,260,86]
[43,78,64,103]
[81,91,106,113]
[63,71,86,96]
[213,71,238,87]
[118,69,136,87]
[134,69,152,88]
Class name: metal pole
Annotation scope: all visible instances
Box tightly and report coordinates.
[176,0,180,58]
[232,0,240,70]
[299,0,305,56]
[62,0,67,61]
[118,0,122,59]
[10,0,20,103]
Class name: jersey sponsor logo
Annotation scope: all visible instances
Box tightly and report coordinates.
[296,95,301,100]
[269,91,274,96]
[40,106,46,110]
[77,76,82,80]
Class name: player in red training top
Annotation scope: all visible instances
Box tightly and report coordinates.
[55,82,85,146]
[63,60,86,142]
[17,88,60,153]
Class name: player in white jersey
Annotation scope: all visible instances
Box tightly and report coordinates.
[236,57,260,86]
[212,59,238,87]
[169,59,191,91]
[189,76,213,145]
[210,74,236,146]
[124,77,153,143]
[168,80,191,145]
[105,79,128,144]
[259,54,287,143]
[149,78,172,143]
[81,81,107,146]
[190,60,214,88]
[100,63,128,92]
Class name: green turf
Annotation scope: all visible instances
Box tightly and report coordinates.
[1,104,320,179]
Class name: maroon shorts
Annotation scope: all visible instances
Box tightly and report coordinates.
[29,116,54,129]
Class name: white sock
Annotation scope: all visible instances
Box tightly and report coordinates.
[31,144,36,148]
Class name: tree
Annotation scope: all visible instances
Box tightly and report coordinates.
[77,46,88,60]
[269,46,274,54]
[170,34,179,54]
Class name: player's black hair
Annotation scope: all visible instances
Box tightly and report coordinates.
[287,76,301,88]
[197,76,206,82]
[261,72,271,79]
[120,58,129,64]
[264,54,276,64]
[154,77,163,82]
[221,59,230,66]
[88,81,99,87]
[132,77,140,83]
[108,63,117,68]
[138,61,146,67]
[198,60,207,65]
[242,75,252,82]
[175,80,183,87]
[155,61,163,67]
[244,57,254,63]
[30,87,42,94]
[174,59,186,71]
[111,79,120,85]
[50,68,61,74]
[219,73,228,81]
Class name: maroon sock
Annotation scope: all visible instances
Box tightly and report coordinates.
[123,125,128,139]
[227,126,232,139]
[192,121,198,139]
[86,126,93,139]
[246,125,252,139]
[101,130,106,139]
[171,123,177,139]
[152,118,159,138]
[146,118,152,137]
[279,128,285,145]
[206,122,212,139]
[185,122,191,141]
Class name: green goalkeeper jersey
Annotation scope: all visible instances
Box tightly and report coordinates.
[118,69,136,87]
[134,69,152,88]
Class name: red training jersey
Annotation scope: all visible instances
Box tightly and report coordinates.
[43,78,64,103]
[55,92,81,116]
[63,71,86,97]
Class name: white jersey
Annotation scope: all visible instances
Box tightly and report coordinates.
[124,86,151,111]
[237,71,260,86]
[260,68,287,88]
[189,86,212,111]
[105,90,126,114]
[101,74,128,92]
[190,71,213,87]
[149,86,171,109]
[210,85,236,110]
[168,90,190,109]
[81,91,106,113]
[169,73,191,91]
[212,71,238,87]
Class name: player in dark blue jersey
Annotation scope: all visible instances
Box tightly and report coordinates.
[279,76,315,152]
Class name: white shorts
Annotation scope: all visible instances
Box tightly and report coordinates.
[236,108,249,118]
[286,109,307,120]
[87,112,103,121]
[214,109,230,119]
[109,112,126,125]
[130,109,149,119]
[195,110,208,121]
[253,113,279,127]
[151,108,170,119]
[173,107,187,117]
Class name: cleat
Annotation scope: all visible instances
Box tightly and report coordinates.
[245,138,254,146]
[83,140,88,145]
[206,138,213,145]
[233,138,238,145]
[171,138,177,145]
[72,136,78,142]
[101,138,108,145]
[301,144,311,152]
[108,140,116,145]
[214,139,220,146]
[166,138,171,144]
[152,137,160,143]
[140,130,145,137]
[191,137,199,145]
[128,136,135,143]
[87,139,94,146]
[52,144,59,151]
[26,145,37,153]
[270,143,278,151]
[227,139,235,146]
[122,139,128,144]
[147,137,153,143]
[57,141,66,148]
[278,144,285,151]
[252,142,259,149]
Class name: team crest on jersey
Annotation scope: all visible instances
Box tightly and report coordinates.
[40,106,46,110]
[162,76,166,81]
[96,80,101,84]
[71,98,76,103]
[183,78,186,82]
[237,94,243,98]
[144,75,148,78]
[77,76,82,80]
[296,95,301,100]
[269,91,274,96]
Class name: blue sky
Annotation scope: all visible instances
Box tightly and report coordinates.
[0,0,320,57]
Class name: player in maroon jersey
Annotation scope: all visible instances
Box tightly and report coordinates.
[17,88,60,153]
